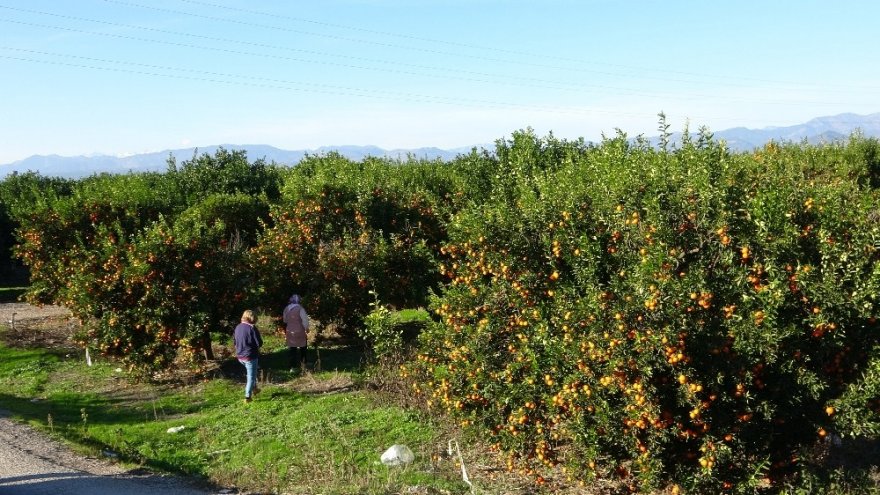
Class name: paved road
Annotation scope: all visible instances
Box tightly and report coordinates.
[0,413,227,495]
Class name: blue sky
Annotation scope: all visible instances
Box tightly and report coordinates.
[1,0,878,163]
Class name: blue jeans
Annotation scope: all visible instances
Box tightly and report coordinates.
[238,358,258,398]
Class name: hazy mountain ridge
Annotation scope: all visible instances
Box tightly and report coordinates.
[0,144,473,179]
[3,112,879,178]
[662,112,880,151]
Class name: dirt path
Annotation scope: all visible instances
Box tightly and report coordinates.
[0,303,235,494]
[0,411,228,495]
[0,302,79,351]
[0,302,71,325]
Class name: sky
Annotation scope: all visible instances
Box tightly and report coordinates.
[1,0,879,164]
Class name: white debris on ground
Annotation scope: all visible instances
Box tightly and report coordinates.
[381,444,415,466]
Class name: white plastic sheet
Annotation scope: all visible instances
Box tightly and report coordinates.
[380,444,414,466]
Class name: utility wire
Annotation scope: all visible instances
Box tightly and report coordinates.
[10,2,778,92]
[174,0,871,92]
[0,14,866,108]
[100,0,880,93]
[0,8,873,127]
[0,51,676,119]
[10,49,871,128]
[0,5,707,96]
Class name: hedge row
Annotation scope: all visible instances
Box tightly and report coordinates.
[408,131,880,491]
[4,131,880,491]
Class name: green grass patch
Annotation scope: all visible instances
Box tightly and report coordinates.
[393,308,430,325]
[0,342,62,395]
[0,339,469,494]
[0,286,27,302]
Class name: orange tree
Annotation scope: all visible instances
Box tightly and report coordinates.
[251,153,457,337]
[12,149,279,369]
[0,172,73,285]
[409,130,880,491]
[14,173,177,308]
[75,193,268,368]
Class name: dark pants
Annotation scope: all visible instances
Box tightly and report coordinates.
[289,346,307,370]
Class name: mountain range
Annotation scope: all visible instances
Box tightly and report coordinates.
[0,144,478,180]
[3,112,879,179]
[672,112,880,151]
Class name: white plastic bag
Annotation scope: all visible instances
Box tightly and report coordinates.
[380,444,414,466]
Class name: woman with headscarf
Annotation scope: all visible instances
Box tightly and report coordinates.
[283,294,310,372]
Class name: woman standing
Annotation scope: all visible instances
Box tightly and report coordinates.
[283,294,310,372]
[234,309,263,402]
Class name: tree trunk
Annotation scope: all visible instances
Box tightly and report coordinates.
[201,331,215,360]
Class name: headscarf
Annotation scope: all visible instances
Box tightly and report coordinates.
[289,294,301,305]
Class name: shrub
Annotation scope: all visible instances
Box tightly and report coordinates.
[411,131,880,491]
[359,291,402,359]
[11,151,278,370]
[251,153,448,337]
[0,172,73,283]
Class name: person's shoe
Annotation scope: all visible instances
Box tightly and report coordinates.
[244,397,252,403]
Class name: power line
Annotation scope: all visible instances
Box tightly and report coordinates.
[0,13,867,108]
[175,0,874,93]
[173,0,850,90]
[10,49,873,129]
[0,5,697,96]
[100,0,880,93]
[0,50,671,119]
[0,7,874,129]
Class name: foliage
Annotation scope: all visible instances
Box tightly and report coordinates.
[166,147,282,204]
[0,172,73,284]
[251,153,451,336]
[74,196,262,368]
[8,150,276,369]
[360,291,402,359]
[5,130,880,491]
[410,130,880,491]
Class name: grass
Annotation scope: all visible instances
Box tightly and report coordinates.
[0,286,27,303]
[394,308,430,324]
[0,323,473,495]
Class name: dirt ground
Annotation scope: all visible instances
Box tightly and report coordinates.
[0,301,71,322]
[0,411,223,495]
[0,302,79,349]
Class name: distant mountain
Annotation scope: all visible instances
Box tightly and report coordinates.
[0,144,474,179]
[3,112,880,178]
[659,112,880,151]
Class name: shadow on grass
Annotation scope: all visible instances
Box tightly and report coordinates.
[0,391,172,431]
[0,402,219,493]
[0,286,27,303]
[218,344,365,383]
